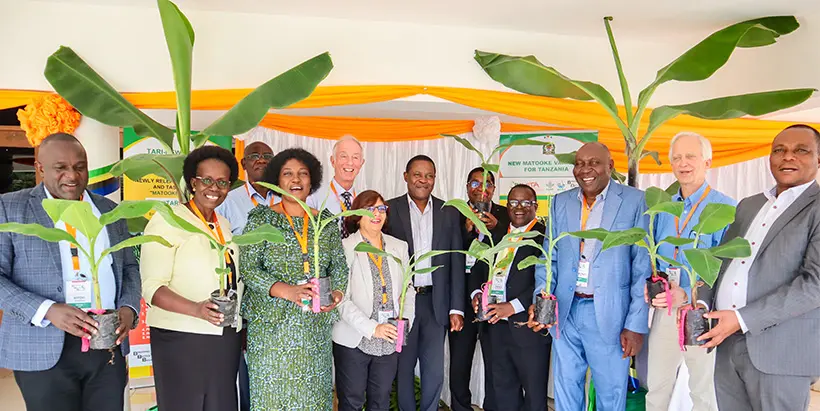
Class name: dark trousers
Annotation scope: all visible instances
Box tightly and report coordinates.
[239,326,250,411]
[489,323,551,411]
[151,327,241,411]
[333,343,399,411]
[398,293,447,411]
[449,301,496,411]
[14,334,127,411]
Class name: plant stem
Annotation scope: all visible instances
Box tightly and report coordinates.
[218,244,227,297]
[154,158,185,204]
[627,155,639,188]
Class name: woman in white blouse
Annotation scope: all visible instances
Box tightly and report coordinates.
[333,190,415,411]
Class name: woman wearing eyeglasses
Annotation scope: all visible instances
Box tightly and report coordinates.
[140,145,244,411]
[332,190,415,411]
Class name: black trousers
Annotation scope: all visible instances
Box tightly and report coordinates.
[151,326,241,411]
[333,343,399,411]
[14,334,127,411]
[449,300,496,411]
[488,323,551,411]
[397,293,447,411]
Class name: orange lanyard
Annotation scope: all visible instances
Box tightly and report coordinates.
[282,205,311,275]
[500,219,538,270]
[367,248,389,305]
[330,184,356,211]
[245,183,272,207]
[672,186,711,259]
[580,196,597,256]
[190,202,233,288]
[64,193,85,272]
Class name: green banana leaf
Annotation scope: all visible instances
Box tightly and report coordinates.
[157,0,194,153]
[231,224,285,246]
[665,181,681,196]
[110,154,186,190]
[0,222,78,245]
[645,187,672,208]
[682,248,724,287]
[99,200,172,226]
[517,255,548,270]
[691,203,736,235]
[659,236,694,247]
[200,52,333,139]
[444,199,490,237]
[709,237,752,259]
[601,227,647,251]
[42,199,104,240]
[645,202,684,218]
[100,235,172,261]
[44,46,175,151]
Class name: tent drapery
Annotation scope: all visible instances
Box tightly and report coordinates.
[1,85,811,173]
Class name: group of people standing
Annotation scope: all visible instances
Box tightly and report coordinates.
[0,124,819,411]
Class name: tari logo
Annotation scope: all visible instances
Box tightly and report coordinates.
[542,142,556,155]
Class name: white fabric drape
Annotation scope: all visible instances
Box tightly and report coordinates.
[638,156,775,201]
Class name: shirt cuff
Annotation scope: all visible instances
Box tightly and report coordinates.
[31,300,56,327]
[734,309,749,334]
[121,304,140,329]
[470,289,482,300]
[449,310,464,317]
[510,298,525,314]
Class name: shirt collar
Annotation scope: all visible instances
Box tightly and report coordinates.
[765,180,816,202]
[509,219,536,232]
[673,181,709,205]
[576,179,611,203]
[332,178,354,195]
[407,193,433,214]
[245,181,268,199]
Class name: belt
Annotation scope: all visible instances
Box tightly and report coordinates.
[415,286,433,295]
[574,292,594,299]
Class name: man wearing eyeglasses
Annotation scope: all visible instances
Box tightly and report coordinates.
[307,135,365,238]
[214,140,275,411]
[449,167,509,411]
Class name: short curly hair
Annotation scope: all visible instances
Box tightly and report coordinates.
[262,148,323,195]
[182,145,239,194]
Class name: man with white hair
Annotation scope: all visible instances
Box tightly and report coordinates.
[307,134,365,238]
[645,132,736,411]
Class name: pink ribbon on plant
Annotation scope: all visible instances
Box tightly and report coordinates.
[678,305,692,352]
[309,278,321,313]
[395,319,406,353]
[481,281,491,312]
[650,276,672,316]
[81,308,107,352]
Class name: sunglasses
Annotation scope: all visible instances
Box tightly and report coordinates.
[245,153,275,162]
[507,199,536,208]
[468,180,495,189]
[195,176,231,189]
[365,205,389,213]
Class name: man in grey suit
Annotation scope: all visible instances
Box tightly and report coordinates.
[697,124,820,411]
[0,133,141,411]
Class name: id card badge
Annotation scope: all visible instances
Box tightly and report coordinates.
[66,279,92,309]
[576,260,590,288]
[377,310,393,324]
[465,255,476,273]
[490,275,506,302]
[666,267,681,285]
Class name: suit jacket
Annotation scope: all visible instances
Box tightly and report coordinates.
[459,202,510,251]
[698,183,820,376]
[537,181,651,344]
[333,231,416,348]
[384,194,465,327]
[0,184,141,371]
[471,221,549,347]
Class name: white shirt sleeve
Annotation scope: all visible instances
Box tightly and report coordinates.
[449,309,464,317]
[31,299,56,327]
[734,309,749,334]
[510,298,525,314]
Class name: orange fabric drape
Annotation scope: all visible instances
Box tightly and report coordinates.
[1,85,813,173]
[235,138,245,179]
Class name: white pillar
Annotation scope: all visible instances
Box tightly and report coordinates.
[73,117,121,203]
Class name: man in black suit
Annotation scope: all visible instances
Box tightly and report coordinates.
[471,184,551,411]
[450,167,509,411]
[385,155,466,411]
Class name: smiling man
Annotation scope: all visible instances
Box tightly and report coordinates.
[217,141,278,236]
[308,135,365,238]
[695,124,820,411]
[529,142,650,411]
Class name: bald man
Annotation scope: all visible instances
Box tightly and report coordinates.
[529,142,651,411]
[0,133,141,411]
[217,141,279,236]
[307,135,365,238]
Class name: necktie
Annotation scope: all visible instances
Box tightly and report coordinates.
[341,191,353,238]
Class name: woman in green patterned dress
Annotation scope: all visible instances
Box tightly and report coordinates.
[240,148,348,411]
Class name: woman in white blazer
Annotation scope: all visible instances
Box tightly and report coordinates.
[333,190,415,411]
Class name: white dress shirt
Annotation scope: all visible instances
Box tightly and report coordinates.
[470,221,534,317]
[716,180,816,333]
[216,181,280,235]
[408,194,434,286]
[32,189,116,327]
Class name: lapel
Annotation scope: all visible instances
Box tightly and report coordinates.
[91,193,122,281]
[565,188,582,262]
[396,195,414,256]
[352,232,375,307]
[757,184,819,257]
[591,181,623,261]
[29,185,62,273]
[432,196,443,251]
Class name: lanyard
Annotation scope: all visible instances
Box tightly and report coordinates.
[245,183,272,207]
[190,201,233,286]
[330,183,356,211]
[499,219,538,272]
[580,196,597,256]
[672,186,711,259]
[282,205,311,275]
[367,250,389,305]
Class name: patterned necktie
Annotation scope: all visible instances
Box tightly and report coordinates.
[341,191,353,238]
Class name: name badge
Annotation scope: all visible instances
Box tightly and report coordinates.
[576,260,590,288]
[666,268,681,285]
[66,279,92,310]
[377,310,393,324]
[465,255,477,273]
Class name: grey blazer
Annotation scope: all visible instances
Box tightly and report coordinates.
[699,182,820,377]
[0,184,142,371]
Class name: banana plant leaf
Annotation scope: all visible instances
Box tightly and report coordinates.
[0,222,78,245]
[42,200,104,240]
[44,46,175,151]
[231,224,285,246]
[660,236,695,247]
[645,187,672,208]
[709,237,752,259]
[691,203,736,235]
[517,255,549,270]
[682,248,724,288]
[157,0,194,153]
[645,202,684,218]
[444,199,490,237]
[99,200,172,226]
[110,154,186,192]
[601,227,647,251]
[100,235,172,261]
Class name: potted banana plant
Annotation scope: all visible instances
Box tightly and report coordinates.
[258,182,373,313]
[0,199,175,351]
[517,196,563,326]
[656,203,751,347]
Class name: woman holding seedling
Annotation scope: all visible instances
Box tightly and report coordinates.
[240,148,348,410]
[332,190,414,411]
[141,146,243,411]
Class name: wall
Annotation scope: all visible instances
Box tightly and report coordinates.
[2,1,818,110]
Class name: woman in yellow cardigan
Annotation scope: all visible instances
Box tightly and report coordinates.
[140,146,243,411]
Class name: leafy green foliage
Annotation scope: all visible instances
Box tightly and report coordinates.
[231,224,285,246]
[709,237,752,259]
[0,222,78,245]
[691,203,736,235]
[444,199,490,236]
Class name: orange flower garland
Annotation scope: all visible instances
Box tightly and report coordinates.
[16,94,82,147]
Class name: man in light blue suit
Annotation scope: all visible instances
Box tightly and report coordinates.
[529,142,651,411]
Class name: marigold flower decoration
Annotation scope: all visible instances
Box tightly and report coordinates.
[16,94,82,147]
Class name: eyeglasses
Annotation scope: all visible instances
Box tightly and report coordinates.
[244,153,275,162]
[366,205,389,214]
[195,176,231,189]
[508,199,536,208]
[468,180,495,189]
